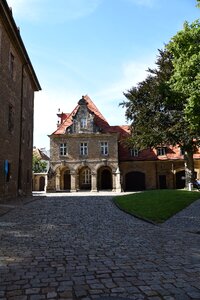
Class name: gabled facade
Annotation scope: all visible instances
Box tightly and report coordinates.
[48,95,200,192]
[0,0,41,200]
[48,95,121,192]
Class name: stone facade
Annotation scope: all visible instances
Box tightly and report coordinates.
[0,1,41,200]
[47,95,200,193]
[47,96,121,192]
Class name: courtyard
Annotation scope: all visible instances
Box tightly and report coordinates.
[0,193,200,300]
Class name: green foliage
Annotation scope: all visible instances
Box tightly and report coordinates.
[114,190,200,223]
[121,49,195,150]
[197,0,200,8]
[167,20,200,131]
[121,20,200,186]
[32,154,47,173]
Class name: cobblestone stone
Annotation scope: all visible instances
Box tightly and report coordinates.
[0,193,200,299]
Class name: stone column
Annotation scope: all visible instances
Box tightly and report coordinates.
[115,167,121,193]
[91,172,97,192]
[70,172,77,192]
[44,174,48,192]
[55,173,60,191]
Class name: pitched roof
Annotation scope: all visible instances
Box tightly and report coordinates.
[33,148,50,161]
[52,95,111,135]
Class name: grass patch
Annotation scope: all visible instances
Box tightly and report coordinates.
[114,189,200,223]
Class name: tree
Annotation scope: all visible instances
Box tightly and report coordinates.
[167,20,200,132]
[197,0,200,8]
[166,20,200,186]
[32,154,47,173]
[121,44,199,188]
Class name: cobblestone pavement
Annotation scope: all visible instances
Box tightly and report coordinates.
[0,193,200,300]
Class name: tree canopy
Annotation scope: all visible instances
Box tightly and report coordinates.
[32,154,47,173]
[121,18,200,187]
[167,20,200,132]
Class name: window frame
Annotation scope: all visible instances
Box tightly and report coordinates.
[100,141,108,155]
[80,142,88,156]
[82,168,91,184]
[80,118,87,129]
[130,148,139,157]
[60,143,67,156]
[157,147,166,156]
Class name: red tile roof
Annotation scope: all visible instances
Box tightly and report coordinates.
[52,95,111,135]
[50,95,200,161]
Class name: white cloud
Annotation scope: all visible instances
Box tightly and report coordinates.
[7,0,102,23]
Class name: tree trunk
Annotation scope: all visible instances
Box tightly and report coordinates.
[184,150,195,189]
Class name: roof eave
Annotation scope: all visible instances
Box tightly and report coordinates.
[0,0,41,91]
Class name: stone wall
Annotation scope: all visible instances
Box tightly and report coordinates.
[0,15,36,200]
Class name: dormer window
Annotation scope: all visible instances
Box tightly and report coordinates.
[80,118,87,129]
[157,147,166,156]
[130,148,139,157]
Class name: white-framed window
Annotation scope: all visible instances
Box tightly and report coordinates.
[80,118,87,129]
[82,168,91,184]
[80,142,88,155]
[60,143,67,156]
[130,148,139,157]
[101,142,108,155]
[157,147,166,156]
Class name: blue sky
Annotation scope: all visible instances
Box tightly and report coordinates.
[7,0,199,149]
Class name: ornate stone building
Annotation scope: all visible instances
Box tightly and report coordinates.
[48,95,200,192]
[48,96,121,192]
[0,0,41,200]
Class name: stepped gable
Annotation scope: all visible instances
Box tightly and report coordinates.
[52,95,110,135]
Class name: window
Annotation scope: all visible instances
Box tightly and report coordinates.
[8,104,14,132]
[80,142,88,155]
[180,148,185,156]
[60,143,67,156]
[101,142,108,155]
[9,52,15,79]
[157,147,166,156]
[82,168,91,184]
[80,118,87,129]
[130,148,139,157]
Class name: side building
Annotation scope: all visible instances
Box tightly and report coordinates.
[47,95,200,192]
[0,0,41,200]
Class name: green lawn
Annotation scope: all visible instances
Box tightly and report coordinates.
[113,189,200,223]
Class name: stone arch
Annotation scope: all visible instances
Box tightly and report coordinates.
[60,167,71,190]
[79,166,91,190]
[39,176,45,191]
[125,171,146,191]
[97,166,113,190]
[175,170,185,189]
